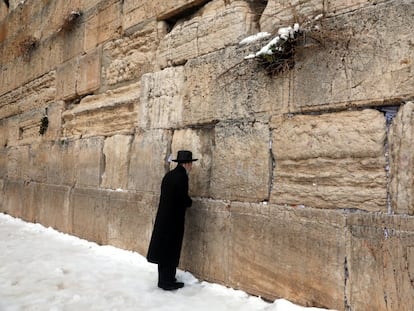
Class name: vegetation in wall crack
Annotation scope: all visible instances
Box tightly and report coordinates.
[39,116,49,135]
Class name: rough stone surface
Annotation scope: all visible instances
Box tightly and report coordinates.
[183,45,290,125]
[127,129,171,193]
[389,102,414,215]
[156,0,258,68]
[211,120,270,202]
[84,0,122,52]
[347,213,414,311]
[229,203,347,310]
[271,109,387,211]
[62,83,139,138]
[140,67,185,129]
[181,199,231,284]
[102,20,165,88]
[1,0,414,310]
[291,1,414,112]
[0,71,56,120]
[77,49,101,95]
[102,135,133,190]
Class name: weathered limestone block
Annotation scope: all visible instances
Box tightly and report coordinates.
[102,20,165,87]
[6,146,29,181]
[260,0,323,33]
[347,213,414,311]
[0,71,56,119]
[229,203,346,310]
[75,137,104,187]
[156,0,258,68]
[84,0,121,52]
[24,182,72,233]
[0,148,7,178]
[271,109,387,211]
[44,101,65,142]
[291,1,414,111]
[107,190,158,255]
[14,109,45,146]
[183,45,290,125]
[127,129,171,193]
[181,199,231,284]
[77,49,101,95]
[62,83,139,138]
[0,118,8,148]
[211,120,270,202]
[123,0,209,29]
[171,127,214,197]
[46,141,77,186]
[326,0,389,16]
[102,134,133,190]
[1,180,24,218]
[140,67,185,129]
[71,187,110,244]
[389,102,414,215]
[56,57,79,100]
[24,142,51,183]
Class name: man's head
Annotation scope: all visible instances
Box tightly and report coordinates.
[172,150,198,173]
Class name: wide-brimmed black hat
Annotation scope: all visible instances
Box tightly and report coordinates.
[172,150,198,163]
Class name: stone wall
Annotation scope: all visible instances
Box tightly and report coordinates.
[1,0,414,310]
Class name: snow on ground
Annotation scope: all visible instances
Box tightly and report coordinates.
[0,213,335,311]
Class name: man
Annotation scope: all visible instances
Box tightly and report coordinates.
[147,150,198,290]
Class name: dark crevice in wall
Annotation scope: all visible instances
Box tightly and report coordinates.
[246,0,268,31]
[160,0,211,33]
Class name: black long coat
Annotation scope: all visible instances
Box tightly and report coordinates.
[147,164,192,267]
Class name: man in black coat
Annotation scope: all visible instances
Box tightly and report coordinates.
[147,150,198,290]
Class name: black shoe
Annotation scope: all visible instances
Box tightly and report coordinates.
[158,282,184,291]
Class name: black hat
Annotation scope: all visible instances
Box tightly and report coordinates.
[172,150,198,163]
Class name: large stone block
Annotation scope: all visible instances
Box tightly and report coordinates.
[56,58,79,100]
[1,180,24,218]
[43,101,65,142]
[14,109,45,146]
[6,145,29,181]
[291,1,414,111]
[70,187,110,244]
[171,127,214,197]
[156,0,259,68]
[77,49,101,95]
[102,20,164,87]
[181,199,231,284]
[62,83,139,138]
[389,102,414,215]
[75,137,105,187]
[211,120,270,202]
[229,203,347,310]
[127,129,172,193]
[326,0,389,16]
[83,0,121,52]
[260,0,323,33]
[346,213,414,311]
[24,182,72,233]
[140,67,185,129]
[183,45,290,125]
[271,109,387,211]
[0,71,56,120]
[46,140,77,186]
[102,134,133,190]
[106,190,158,255]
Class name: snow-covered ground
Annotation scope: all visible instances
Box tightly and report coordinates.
[0,213,335,311]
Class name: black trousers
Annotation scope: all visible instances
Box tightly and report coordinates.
[158,264,176,286]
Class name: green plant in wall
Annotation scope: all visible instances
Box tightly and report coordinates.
[39,115,49,135]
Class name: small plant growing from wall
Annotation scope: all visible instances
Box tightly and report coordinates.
[19,35,39,61]
[240,14,345,76]
[39,115,49,135]
[58,9,82,33]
